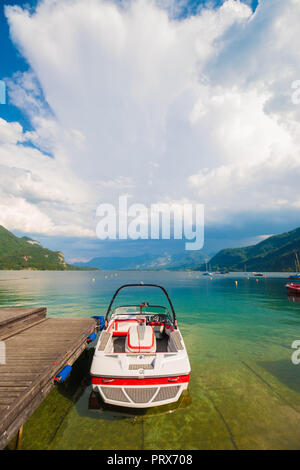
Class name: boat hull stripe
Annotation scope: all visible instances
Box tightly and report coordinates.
[92,374,190,386]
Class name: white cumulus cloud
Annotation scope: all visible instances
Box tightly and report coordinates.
[1,0,300,241]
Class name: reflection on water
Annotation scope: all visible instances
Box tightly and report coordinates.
[2,270,300,450]
[288,295,300,303]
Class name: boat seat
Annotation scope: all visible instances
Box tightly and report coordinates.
[153,325,164,339]
[111,319,139,336]
[125,324,156,353]
[148,321,165,339]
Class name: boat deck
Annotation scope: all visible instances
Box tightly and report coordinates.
[0,307,96,449]
[112,335,169,353]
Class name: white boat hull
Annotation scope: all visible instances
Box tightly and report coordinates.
[90,320,190,408]
[90,284,191,409]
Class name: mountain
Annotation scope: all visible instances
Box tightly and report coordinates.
[74,250,209,271]
[207,227,300,272]
[0,225,97,270]
[21,236,41,246]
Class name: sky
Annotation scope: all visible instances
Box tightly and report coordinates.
[0,0,299,262]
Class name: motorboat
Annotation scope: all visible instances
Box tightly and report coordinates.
[253,272,264,277]
[90,283,191,408]
[285,283,300,295]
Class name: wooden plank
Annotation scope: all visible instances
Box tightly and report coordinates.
[0,308,47,340]
[0,387,28,392]
[0,308,44,324]
[0,308,46,325]
[0,314,97,449]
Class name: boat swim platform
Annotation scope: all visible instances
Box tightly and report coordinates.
[0,307,97,449]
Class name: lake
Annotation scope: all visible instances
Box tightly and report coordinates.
[1,270,300,450]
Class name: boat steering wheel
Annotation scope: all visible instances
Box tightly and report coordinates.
[151,314,161,323]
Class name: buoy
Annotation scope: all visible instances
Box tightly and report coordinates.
[54,365,72,384]
[92,315,105,331]
[210,277,213,280]
[235,280,238,286]
[256,279,259,283]
[87,332,97,344]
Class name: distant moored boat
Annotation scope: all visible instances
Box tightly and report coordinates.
[286,283,300,295]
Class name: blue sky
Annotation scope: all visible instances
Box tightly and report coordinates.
[0,1,33,128]
[0,0,299,262]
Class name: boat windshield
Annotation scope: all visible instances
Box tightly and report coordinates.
[113,305,171,316]
[104,283,177,328]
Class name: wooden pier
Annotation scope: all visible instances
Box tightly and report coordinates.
[0,308,97,449]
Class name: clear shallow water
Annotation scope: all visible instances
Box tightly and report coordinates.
[2,270,300,450]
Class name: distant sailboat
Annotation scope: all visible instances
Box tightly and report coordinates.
[288,251,300,280]
[203,262,213,276]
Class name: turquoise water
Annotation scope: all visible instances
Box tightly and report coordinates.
[2,270,300,450]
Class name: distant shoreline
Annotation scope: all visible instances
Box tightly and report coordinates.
[0,268,297,274]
